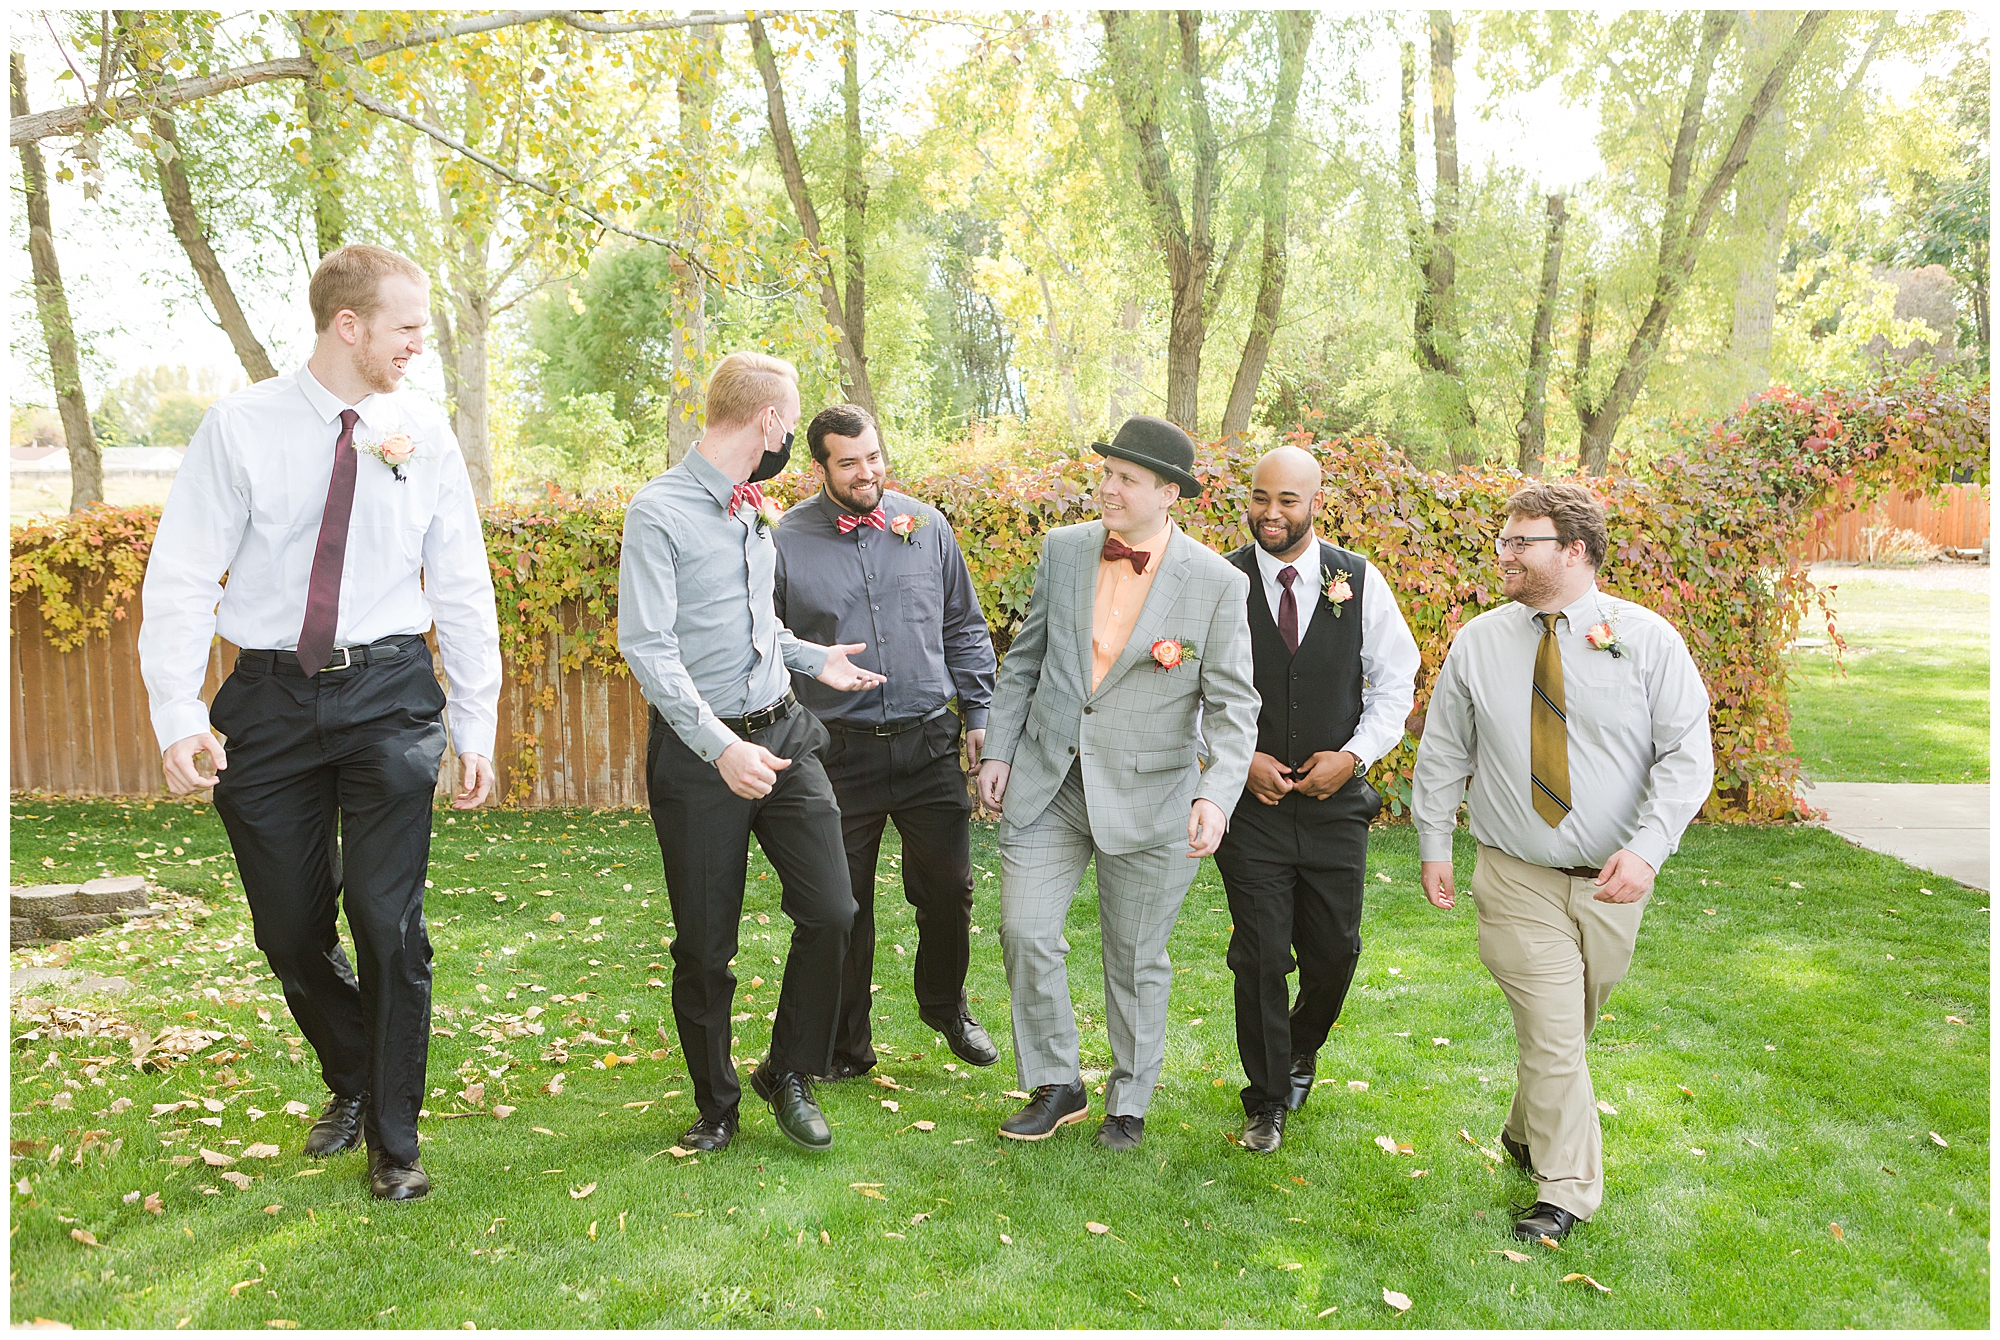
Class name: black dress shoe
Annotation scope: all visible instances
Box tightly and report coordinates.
[1240,1104,1286,1154]
[817,1055,874,1082]
[750,1066,832,1151]
[998,1079,1088,1140]
[1513,1201,1580,1241]
[1286,1053,1316,1110]
[302,1093,367,1158]
[368,1149,430,1201]
[1501,1130,1534,1173]
[918,1006,1000,1067]
[1095,1114,1145,1151]
[679,1114,737,1152]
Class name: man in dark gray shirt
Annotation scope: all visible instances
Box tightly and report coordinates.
[774,404,1001,1077]
[619,353,886,1156]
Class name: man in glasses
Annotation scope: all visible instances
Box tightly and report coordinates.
[1411,481,1711,1242]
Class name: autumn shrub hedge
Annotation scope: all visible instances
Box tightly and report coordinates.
[12,376,1987,820]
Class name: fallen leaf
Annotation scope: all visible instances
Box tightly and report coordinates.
[228,1280,263,1297]
[1382,1288,1412,1313]
[220,1172,253,1190]
[1689,1147,1707,1156]
[880,1099,899,1112]
[1536,1234,1563,1251]
[492,1105,516,1120]
[460,1083,486,1106]
[1562,1272,1612,1293]
[1431,1037,1450,1046]
[240,1144,280,1160]
[587,1220,597,1240]
[1374,1135,1400,1155]
[199,1149,236,1167]
[203,1098,226,1113]
[854,1187,886,1200]
[1317,1305,1338,1317]
[1930,1131,1949,1148]
[1087,1222,1111,1235]
[667,1147,693,1159]
[282,1101,311,1119]
[913,1120,935,1132]
[1281,1262,1303,1270]
[263,1205,281,1216]
[1829,1222,1845,1241]
[1348,1080,1369,1091]
[1003,1090,1029,1100]
[910,1213,930,1225]
[266,1321,296,1329]
[1677,1085,1694,1099]
[291,1169,323,1178]
[543,1074,565,1096]
[872,1075,903,1091]
[1499,1249,1531,1263]
[1408,1169,1429,1178]
[70,1229,100,1247]
[570,1183,597,1199]
[999,1233,1012,1245]
[1945,1016,1966,1026]
[1596,1100,1618,1115]
[144,1193,163,1214]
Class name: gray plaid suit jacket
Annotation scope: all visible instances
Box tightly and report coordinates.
[983,520,1259,856]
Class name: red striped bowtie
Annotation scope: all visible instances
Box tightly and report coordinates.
[836,507,888,534]
[1101,534,1151,574]
[728,482,764,518]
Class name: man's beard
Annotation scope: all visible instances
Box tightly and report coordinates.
[1253,513,1314,557]
[1506,562,1565,607]
[354,328,401,395]
[828,474,883,513]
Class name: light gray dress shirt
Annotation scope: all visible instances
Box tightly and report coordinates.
[617,449,831,764]
[138,363,501,759]
[1411,588,1713,872]
[1251,542,1421,769]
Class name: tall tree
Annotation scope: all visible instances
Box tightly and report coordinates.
[1575,10,1828,473]
[748,15,877,415]
[1515,193,1566,475]
[13,53,103,510]
[1218,9,1313,439]
[1401,13,1477,465]
[665,16,721,463]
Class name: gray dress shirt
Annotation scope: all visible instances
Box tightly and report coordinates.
[1411,588,1714,872]
[617,450,830,764]
[773,490,997,729]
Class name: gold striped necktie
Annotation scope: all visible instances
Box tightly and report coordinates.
[1531,612,1571,827]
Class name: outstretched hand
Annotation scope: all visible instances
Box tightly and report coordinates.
[816,643,888,694]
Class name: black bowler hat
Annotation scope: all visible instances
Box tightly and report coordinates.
[1093,415,1202,494]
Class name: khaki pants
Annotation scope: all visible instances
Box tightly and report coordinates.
[1471,843,1648,1219]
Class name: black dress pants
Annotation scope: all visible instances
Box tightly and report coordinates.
[647,705,854,1123]
[208,637,445,1166]
[822,712,976,1071]
[1213,775,1380,1113]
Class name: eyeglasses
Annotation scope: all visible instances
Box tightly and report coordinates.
[1493,535,1562,556]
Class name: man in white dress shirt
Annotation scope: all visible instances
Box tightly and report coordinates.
[139,244,501,1202]
[1215,446,1420,1154]
[1412,481,1711,1241]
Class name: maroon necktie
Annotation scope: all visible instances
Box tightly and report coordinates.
[296,408,359,676]
[1277,565,1300,655]
[836,506,887,534]
[728,481,764,519]
[1101,534,1150,575]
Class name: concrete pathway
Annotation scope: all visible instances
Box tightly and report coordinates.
[1798,782,1991,891]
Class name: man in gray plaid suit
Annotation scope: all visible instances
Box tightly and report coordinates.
[975,416,1258,1151]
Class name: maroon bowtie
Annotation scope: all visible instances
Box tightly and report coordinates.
[1101,534,1151,575]
[728,481,764,518]
[836,506,887,534]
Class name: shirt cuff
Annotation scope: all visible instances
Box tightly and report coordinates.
[445,712,496,763]
[785,642,830,678]
[1417,828,1457,864]
[690,717,741,765]
[1622,830,1671,873]
[1338,739,1374,771]
[962,705,990,731]
[152,703,213,753]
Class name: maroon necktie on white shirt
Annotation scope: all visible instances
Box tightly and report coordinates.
[1277,565,1299,655]
[296,408,359,675]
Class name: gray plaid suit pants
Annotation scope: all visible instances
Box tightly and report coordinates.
[999,762,1198,1117]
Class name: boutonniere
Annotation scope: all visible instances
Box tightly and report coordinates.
[1321,567,1354,617]
[354,429,420,482]
[1585,618,1627,659]
[755,498,785,536]
[1150,637,1200,671]
[888,512,927,544]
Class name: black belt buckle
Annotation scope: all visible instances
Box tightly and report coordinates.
[726,692,795,736]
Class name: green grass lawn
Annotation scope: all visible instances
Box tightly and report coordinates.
[9,798,1989,1328]
[1788,577,1989,784]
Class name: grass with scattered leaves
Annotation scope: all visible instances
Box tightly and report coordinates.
[8,797,1988,1328]
[1788,577,1989,784]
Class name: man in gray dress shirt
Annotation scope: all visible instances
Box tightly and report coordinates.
[774,404,1000,1079]
[1412,481,1712,1241]
[618,352,886,1155]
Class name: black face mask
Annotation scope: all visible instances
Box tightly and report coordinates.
[747,429,794,483]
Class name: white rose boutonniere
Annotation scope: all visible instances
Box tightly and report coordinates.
[354,429,424,482]
[1322,568,1355,617]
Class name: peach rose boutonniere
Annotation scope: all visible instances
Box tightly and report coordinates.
[355,429,420,482]
[1322,567,1355,617]
[1585,617,1627,659]
[755,497,786,536]
[888,511,927,544]
[1150,638,1201,671]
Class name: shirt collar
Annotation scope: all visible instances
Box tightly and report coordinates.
[1106,517,1175,563]
[1520,587,1607,631]
[296,362,390,430]
[1253,537,1321,586]
[816,488,890,521]
[681,446,740,512]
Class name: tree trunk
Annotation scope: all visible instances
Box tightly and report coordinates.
[1036,268,1084,431]
[1220,9,1314,439]
[748,16,876,416]
[146,111,280,383]
[13,54,102,510]
[1399,39,1429,359]
[296,24,344,259]
[667,16,718,465]
[1516,193,1566,475]
[424,86,495,504]
[1578,10,1827,473]
[1107,297,1145,428]
[1425,12,1478,464]
[841,11,867,395]
[1570,273,1599,417]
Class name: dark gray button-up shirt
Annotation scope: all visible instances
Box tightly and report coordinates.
[617,449,830,763]
[774,489,996,730]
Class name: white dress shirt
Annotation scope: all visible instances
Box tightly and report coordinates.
[1253,542,1421,769]
[138,363,502,760]
[1411,588,1713,872]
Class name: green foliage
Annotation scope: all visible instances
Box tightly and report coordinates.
[8,505,159,650]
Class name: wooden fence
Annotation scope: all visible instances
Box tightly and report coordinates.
[10,597,654,808]
[1805,482,1989,560]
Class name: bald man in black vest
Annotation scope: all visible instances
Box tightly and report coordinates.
[1217,446,1420,1154]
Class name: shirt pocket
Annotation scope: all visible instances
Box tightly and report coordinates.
[1135,746,1194,774]
[897,570,944,626]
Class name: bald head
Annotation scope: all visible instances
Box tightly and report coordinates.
[1247,445,1325,559]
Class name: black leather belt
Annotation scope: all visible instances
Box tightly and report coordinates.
[826,706,952,738]
[238,635,428,675]
[1558,865,1602,881]
[718,691,797,737]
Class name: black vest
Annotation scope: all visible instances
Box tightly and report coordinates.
[1227,540,1367,771]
